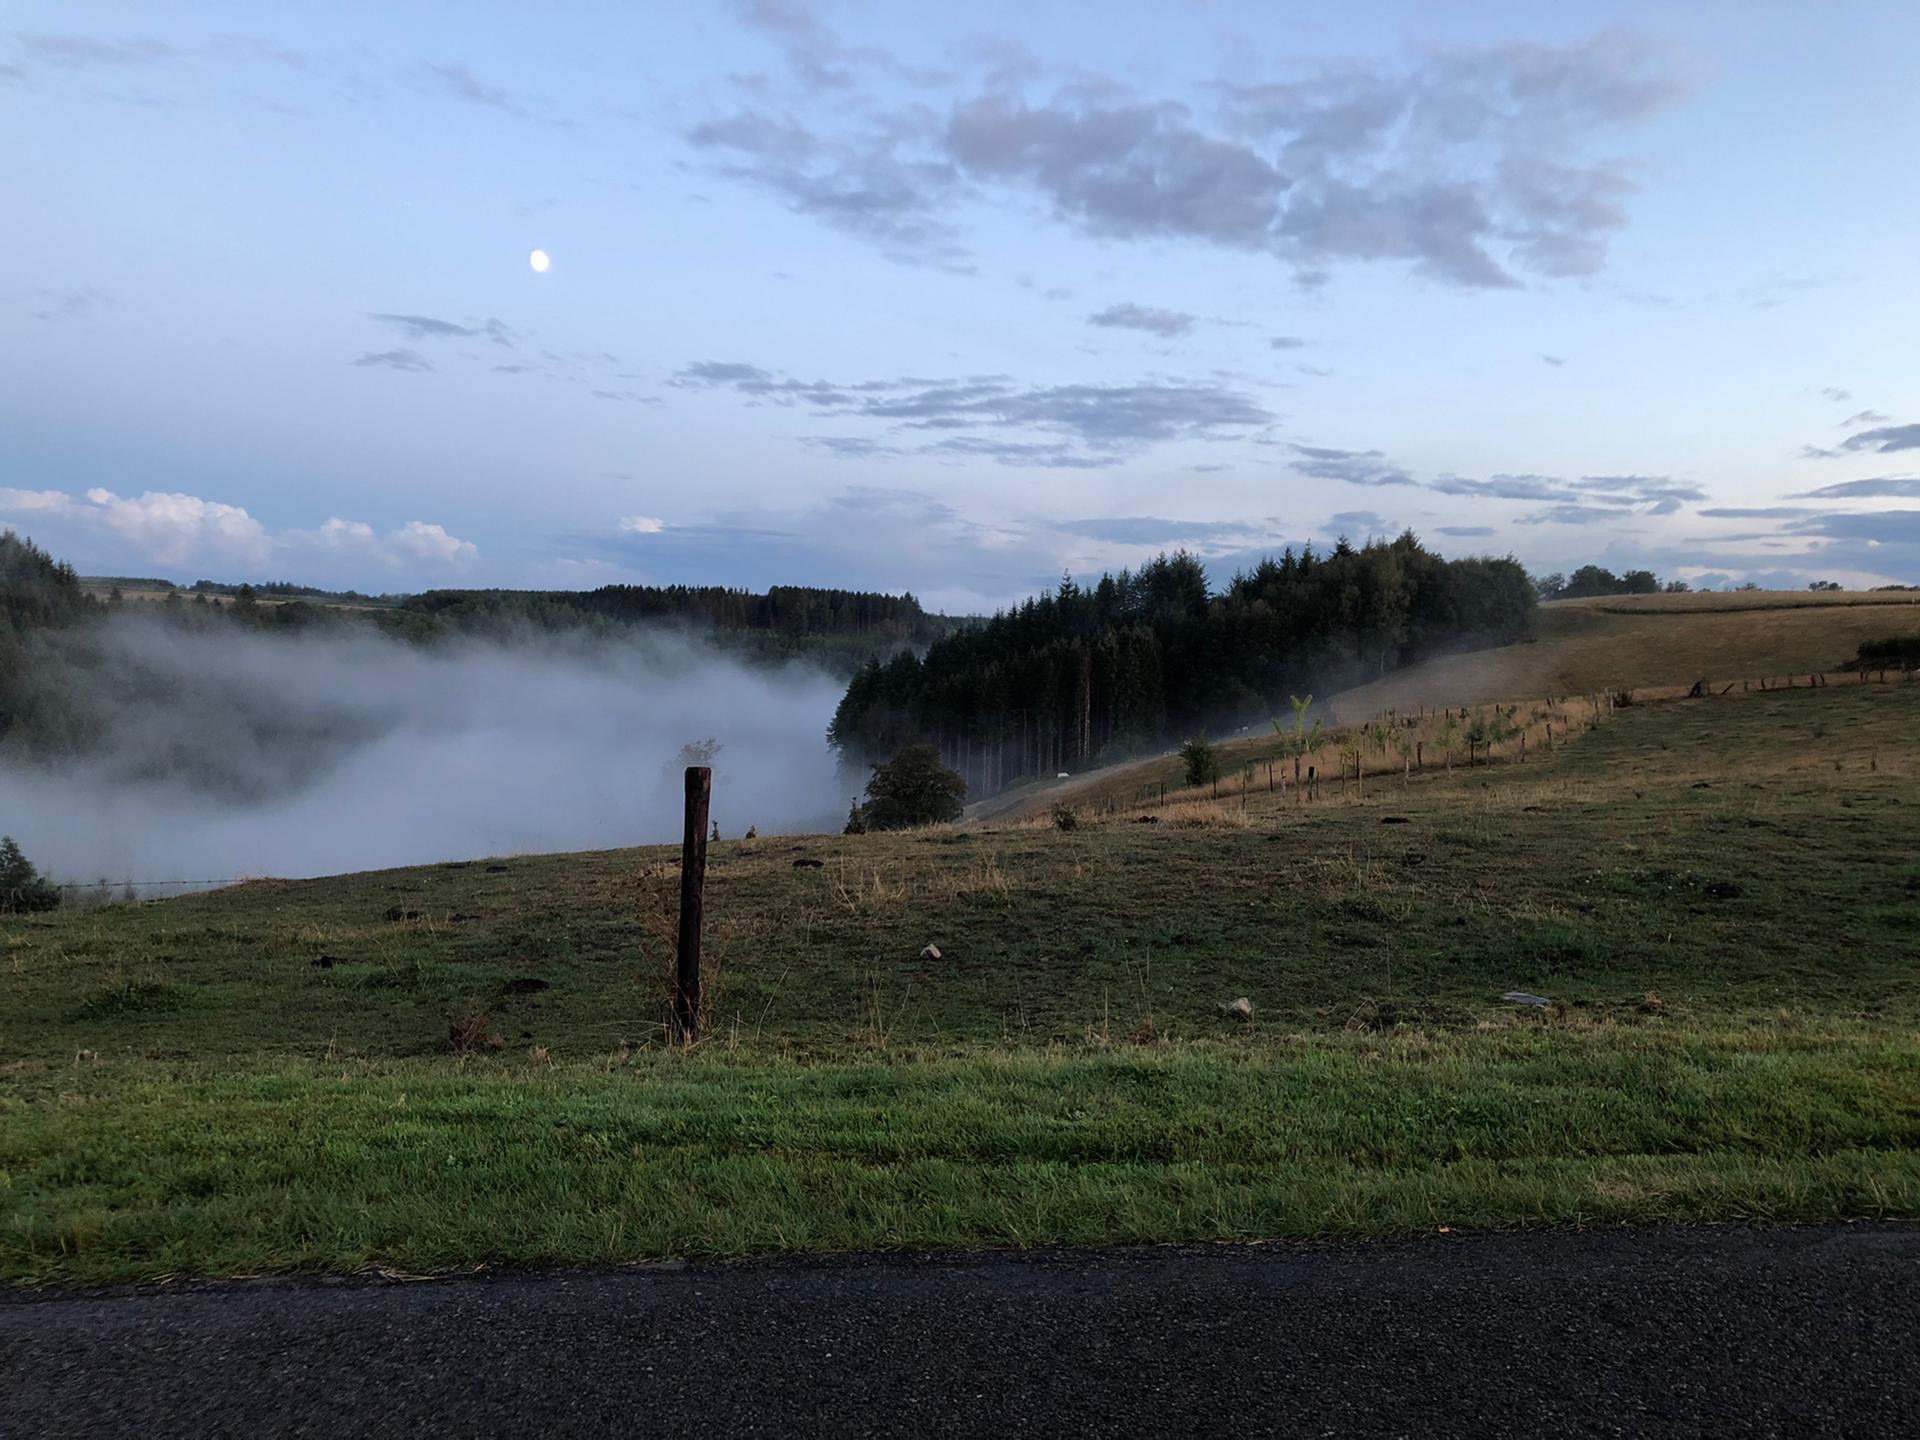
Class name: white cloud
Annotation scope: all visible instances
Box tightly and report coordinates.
[287,517,478,568]
[0,486,476,575]
[0,487,71,514]
[387,520,479,564]
[315,517,379,547]
[619,515,666,534]
[0,487,274,567]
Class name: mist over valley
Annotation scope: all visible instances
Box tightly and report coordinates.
[0,613,850,887]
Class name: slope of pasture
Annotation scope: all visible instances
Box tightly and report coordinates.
[3,681,1919,1284]
[1326,590,1920,719]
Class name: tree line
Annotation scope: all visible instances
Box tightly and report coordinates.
[0,529,958,762]
[828,534,1535,797]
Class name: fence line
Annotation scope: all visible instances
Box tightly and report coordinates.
[56,878,244,889]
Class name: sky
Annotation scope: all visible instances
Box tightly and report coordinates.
[5,0,1919,612]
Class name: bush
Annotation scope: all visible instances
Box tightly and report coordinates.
[0,836,60,914]
[446,998,502,1053]
[1180,738,1222,789]
[859,744,967,830]
[1051,803,1081,831]
[1857,635,1920,668]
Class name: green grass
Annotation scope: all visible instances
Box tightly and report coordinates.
[6,1031,1917,1286]
[3,682,1919,1284]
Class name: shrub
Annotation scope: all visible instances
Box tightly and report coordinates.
[1051,803,1081,832]
[0,836,60,914]
[859,744,967,830]
[1180,737,1222,789]
[447,998,502,1053]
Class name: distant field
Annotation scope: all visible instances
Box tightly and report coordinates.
[1328,590,1920,719]
[1569,589,1920,613]
[77,583,395,610]
[3,680,1917,1284]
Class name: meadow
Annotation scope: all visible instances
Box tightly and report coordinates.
[2,674,1917,1285]
[1328,588,1920,719]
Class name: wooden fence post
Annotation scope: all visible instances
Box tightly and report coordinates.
[673,765,712,1043]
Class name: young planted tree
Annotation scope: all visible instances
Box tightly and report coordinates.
[1465,713,1490,767]
[1368,723,1392,776]
[1337,730,1365,796]
[1390,723,1417,781]
[1438,713,1463,773]
[1271,694,1323,788]
[1486,709,1518,762]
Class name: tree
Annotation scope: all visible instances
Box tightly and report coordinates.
[1390,722,1417,778]
[677,738,722,767]
[826,537,1535,801]
[0,836,60,913]
[1562,565,1622,599]
[1180,737,1222,789]
[1534,572,1568,601]
[1465,713,1490,766]
[1438,712,1463,772]
[1809,580,1843,592]
[859,744,966,830]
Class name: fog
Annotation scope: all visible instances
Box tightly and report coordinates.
[0,616,853,887]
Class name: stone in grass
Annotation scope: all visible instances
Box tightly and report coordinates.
[1222,996,1254,1020]
[920,944,942,961]
[1502,991,1553,1007]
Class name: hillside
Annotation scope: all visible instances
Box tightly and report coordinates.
[4,678,1918,1284]
[973,593,1920,822]
[1324,590,1920,720]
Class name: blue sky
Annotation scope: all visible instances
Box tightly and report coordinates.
[4,1,1918,610]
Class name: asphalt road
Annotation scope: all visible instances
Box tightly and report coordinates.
[3,1225,1915,1438]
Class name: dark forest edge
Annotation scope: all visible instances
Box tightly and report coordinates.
[828,534,1536,797]
[1,529,950,764]
[16,529,1906,806]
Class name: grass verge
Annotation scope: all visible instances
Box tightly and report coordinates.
[4,1025,1917,1287]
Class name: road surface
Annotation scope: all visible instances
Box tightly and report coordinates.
[3,1224,1914,1437]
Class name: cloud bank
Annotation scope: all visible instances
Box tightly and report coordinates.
[0,486,478,580]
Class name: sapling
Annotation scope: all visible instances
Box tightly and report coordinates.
[1391,725,1416,781]
[1272,694,1323,789]
[1369,724,1392,773]
[1465,713,1490,767]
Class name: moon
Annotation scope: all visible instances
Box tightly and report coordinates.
[528,249,551,274]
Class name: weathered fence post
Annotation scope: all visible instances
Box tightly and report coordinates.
[673,765,712,1043]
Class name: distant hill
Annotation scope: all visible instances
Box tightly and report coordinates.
[1325,590,1920,718]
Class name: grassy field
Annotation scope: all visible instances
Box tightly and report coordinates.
[76,583,396,610]
[1328,590,1920,719]
[3,679,1918,1284]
